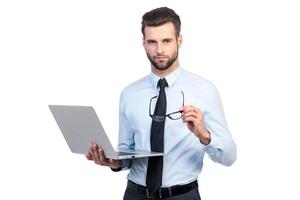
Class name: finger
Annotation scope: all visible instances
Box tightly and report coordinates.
[89,146,96,161]
[182,110,203,122]
[181,105,202,114]
[185,116,208,136]
[98,146,104,156]
[181,105,197,111]
[92,144,101,164]
[93,151,101,165]
[85,152,92,160]
[184,117,206,132]
[182,109,198,117]
[183,116,199,124]
[92,143,99,151]
[99,148,110,166]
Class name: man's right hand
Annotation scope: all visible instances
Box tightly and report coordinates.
[85,144,122,170]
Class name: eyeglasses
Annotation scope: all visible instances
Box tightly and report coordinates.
[149,91,184,122]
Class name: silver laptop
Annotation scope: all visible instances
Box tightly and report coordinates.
[49,105,163,160]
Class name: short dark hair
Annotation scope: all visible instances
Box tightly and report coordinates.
[141,7,181,38]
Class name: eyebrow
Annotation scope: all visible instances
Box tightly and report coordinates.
[146,39,157,43]
[162,38,173,42]
[146,38,173,43]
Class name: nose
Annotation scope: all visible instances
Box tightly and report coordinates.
[156,42,164,54]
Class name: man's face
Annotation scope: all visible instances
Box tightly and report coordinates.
[143,22,182,71]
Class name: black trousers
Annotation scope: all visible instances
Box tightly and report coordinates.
[123,185,201,200]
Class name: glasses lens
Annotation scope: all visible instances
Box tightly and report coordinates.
[152,115,165,122]
[168,112,182,120]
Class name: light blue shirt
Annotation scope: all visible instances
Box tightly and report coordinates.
[118,67,236,187]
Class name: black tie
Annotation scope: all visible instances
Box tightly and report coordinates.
[146,78,168,194]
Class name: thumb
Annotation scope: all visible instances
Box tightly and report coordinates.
[109,159,118,165]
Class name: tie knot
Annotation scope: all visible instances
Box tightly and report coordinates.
[157,78,168,89]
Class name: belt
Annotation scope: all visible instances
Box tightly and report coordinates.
[127,180,198,199]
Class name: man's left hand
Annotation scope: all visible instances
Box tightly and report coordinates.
[181,105,211,145]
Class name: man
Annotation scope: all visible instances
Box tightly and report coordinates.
[86,7,236,200]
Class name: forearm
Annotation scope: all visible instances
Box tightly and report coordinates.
[203,132,237,166]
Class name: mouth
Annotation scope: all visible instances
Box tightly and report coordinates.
[154,56,168,61]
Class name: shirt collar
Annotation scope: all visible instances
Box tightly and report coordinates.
[149,67,183,89]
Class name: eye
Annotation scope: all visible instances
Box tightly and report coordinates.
[163,39,172,44]
[147,40,156,44]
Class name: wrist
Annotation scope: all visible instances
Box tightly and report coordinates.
[110,160,123,172]
[199,129,211,145]
[112,160,123,169]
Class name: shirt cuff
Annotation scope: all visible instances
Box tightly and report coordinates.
[110,166,122,172]
[110,159,132,172]
[201,128,223,155]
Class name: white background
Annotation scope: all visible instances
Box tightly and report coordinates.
[1,0,299,199]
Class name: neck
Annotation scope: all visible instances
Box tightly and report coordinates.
[151,59,180,77]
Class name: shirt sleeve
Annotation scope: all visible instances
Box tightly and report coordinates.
[116,90,134,171]
[202,83,237,166]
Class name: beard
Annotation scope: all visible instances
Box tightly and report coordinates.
[146,49,178,71]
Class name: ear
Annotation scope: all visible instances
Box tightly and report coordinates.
[142,37,146,47]
[177,34,183,48]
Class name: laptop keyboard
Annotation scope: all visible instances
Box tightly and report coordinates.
[117,151,138,156]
